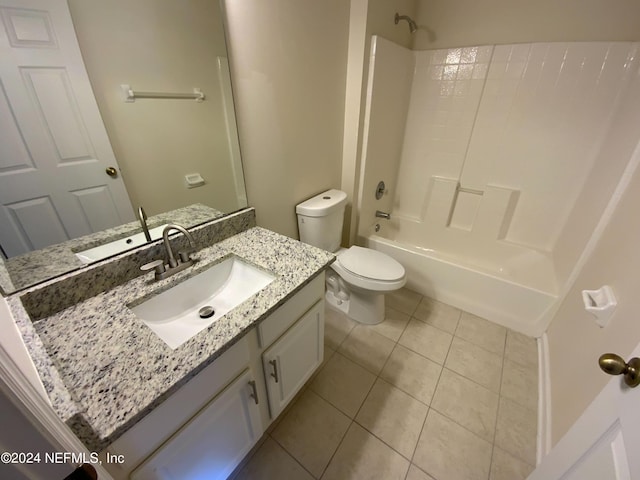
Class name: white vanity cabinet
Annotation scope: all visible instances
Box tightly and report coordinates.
[130,369,262,480]
[262,300,323,418]
[256,274,325,419]
[104,273,325,480]
[103,338,260,480]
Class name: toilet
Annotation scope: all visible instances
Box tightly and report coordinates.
[296,189,406,324]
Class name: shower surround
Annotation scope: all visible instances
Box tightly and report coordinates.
[359,36,640,334]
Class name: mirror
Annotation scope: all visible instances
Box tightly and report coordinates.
[0,0,247,295]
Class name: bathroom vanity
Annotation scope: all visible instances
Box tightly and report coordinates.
[111,275,325,479]
[6,208,334,479]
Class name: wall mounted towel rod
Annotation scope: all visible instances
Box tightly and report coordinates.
[121,84,205,102]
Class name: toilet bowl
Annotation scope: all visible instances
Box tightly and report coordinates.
[326,246,406,324]
[296,189,406,324]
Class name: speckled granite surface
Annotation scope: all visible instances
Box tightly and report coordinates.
[0,261,14,293]
[19,208,256,322]
[8,216,334,451]
[2,204,224,294]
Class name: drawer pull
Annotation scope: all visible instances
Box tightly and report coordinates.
[269,359,279,383]
[248,380,259,404]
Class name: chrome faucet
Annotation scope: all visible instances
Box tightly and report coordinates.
[375,210,391,220]
[137,206,151,242]
[140,224,197,281]
[163,224,195,268]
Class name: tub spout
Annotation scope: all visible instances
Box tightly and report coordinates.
[375,210,391,220]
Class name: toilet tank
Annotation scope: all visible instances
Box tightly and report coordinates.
[296,189,347,252]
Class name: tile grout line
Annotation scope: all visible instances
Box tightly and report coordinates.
[378,345,443,410]
[407,405,432,475]
[227,433,268,480]
[352,411,422,464]
[431,307,505,478]
[501,332,540,468]
[487,328,509,480]
[269,357,348,479]
[371,295,422,479]
[411,304,461,335]
[351,293,422,477]
[271,368,348,478]
[316,418,354,480]
[441,361,503,395]
[397,328,452,367]
[352,319,429,460]
[266,432,319,480]
[317,302,385,479]
[325,308,356,351]
[407,304,458,480]
[376,306,413,372]
[442,309,462,364]
[338,326,398,376]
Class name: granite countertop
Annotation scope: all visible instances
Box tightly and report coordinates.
[10,226,334,451]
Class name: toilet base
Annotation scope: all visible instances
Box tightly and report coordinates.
[325,288,385,325]
[325,290,349,316]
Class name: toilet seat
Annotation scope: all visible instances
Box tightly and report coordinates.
[333,246,406,292]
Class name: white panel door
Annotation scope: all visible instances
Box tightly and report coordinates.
[263,300,324,419]
[0,0,134,258]
[130,369,263,480]
[530,343,640,479]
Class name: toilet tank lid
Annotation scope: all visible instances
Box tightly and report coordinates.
[296,189,347,217]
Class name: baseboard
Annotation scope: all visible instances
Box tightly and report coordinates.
[537,332,552,464]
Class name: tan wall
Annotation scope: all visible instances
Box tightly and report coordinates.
[68,0,241,217]
[368,0,418,48]
[413,0,640,50]
[224,0,349,238]
[547,141,640,445]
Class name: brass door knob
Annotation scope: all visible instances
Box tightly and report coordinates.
[599,353,640,387]
[105,167,118,177]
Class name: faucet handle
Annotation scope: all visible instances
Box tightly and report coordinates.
[141,259,166,275]
[178,248,195,263]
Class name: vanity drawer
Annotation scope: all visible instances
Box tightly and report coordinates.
[257,273,324,348]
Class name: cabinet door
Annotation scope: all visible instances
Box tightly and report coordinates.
[130,369,263,480]
[263,300,324,418]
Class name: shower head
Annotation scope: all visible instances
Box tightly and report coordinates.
[394,12,417,34]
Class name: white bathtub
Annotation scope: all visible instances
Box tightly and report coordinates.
[366,234,558,336]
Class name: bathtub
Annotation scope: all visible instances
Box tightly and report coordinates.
[366,234,558,336]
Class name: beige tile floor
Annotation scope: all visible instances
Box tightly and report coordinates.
[233,288,538,480]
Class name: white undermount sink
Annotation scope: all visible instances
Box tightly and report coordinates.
[130,256,276,349]
[75,224,169,264]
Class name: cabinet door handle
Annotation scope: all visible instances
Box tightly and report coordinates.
[248,380,259,404]
[269,359,279,383]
